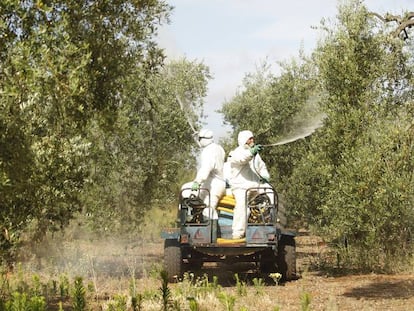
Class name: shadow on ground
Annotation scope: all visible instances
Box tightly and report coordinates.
[342,279,414,300]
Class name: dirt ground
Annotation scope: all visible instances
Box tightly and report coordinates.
[293,232,414,311]
[277,272,414,310]
[180,231,414,310]
[25,228,414,311]
[265,231,414,310]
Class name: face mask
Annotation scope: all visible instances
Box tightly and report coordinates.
[196,135,204,148]
[197,136,213,148]
[246,137,255,147]
[198,137,208,147]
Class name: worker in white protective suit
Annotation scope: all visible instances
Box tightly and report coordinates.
[223,159,232,196]
[181,129,226,219]
[228,130,270,239]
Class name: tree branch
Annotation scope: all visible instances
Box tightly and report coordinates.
[370,11,414,39]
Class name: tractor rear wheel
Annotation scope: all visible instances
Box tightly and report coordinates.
[276,235,296,281]
[164,239,183,282]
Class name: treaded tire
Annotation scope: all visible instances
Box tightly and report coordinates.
[164,239,183,282]
[276,235,296,281]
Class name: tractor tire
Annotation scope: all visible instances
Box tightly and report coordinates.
[164,239,183,282]
[276,235,296,281]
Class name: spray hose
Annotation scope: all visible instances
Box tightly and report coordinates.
[252,153,275,190]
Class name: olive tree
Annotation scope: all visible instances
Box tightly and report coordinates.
[0,0,172,262]
[287,0,414,270]
[221,0,414,270]
[81,58,211,233]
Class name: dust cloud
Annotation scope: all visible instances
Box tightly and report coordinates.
[18,226,162,281]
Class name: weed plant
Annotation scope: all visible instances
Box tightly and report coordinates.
[251,277,264,295]
[159,270,172,311]
[129,277,143,311]
[0,207,333,310]
[269,273,282,286]
[130,294,143,311]
[107,294,127,311]
[3,291,46,311]
[300,292,311,311]
[217,292,235,311]
[59,274,70,298]
[233,274,246,297]
[187,296,199,311]
[72,277,86,311]
[0,265,331,311]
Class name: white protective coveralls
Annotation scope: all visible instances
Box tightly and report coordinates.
[228,130,270,239]
[181,129,226,219]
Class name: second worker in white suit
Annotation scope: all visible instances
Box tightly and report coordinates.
[181,129,226,219]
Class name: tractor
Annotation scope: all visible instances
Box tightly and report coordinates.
[161,185,296,282]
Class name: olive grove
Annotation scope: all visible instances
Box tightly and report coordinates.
[1,0,413,272]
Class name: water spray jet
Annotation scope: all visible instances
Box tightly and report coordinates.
[262,114,326,147]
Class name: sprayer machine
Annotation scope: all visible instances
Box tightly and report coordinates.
[161,184,296,282]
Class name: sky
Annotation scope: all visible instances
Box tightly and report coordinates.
[158,0,413,139]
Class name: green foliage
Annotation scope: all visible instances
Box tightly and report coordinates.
[59,274,70,298]
[187,297,199,311]
[319,116,414,269]
[71,277,86,311]
[30,276,41,298]
[159,270,171,311]
[107,295,127,311]
[221,0,414,271]
[173,272,222,309]
[300,292,311,311]
[217,292,236,311]
[130,294,143,311]
[81,58,210,234]
[251,277,264,295]
[4,292,45,311]
[128,266,143,311]
[0,0,209,263]
[220,56,321,193]
[233,274,247,297]
[0,0,100,260]
[26,296,45,311]
[287,0,414,269]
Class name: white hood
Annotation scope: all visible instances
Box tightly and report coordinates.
[237,130,253,147]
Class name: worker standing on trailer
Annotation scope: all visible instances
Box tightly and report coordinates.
[181,129,226,219]
[228,130,270,239]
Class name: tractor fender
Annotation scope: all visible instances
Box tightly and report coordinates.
[161,228,181,240]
